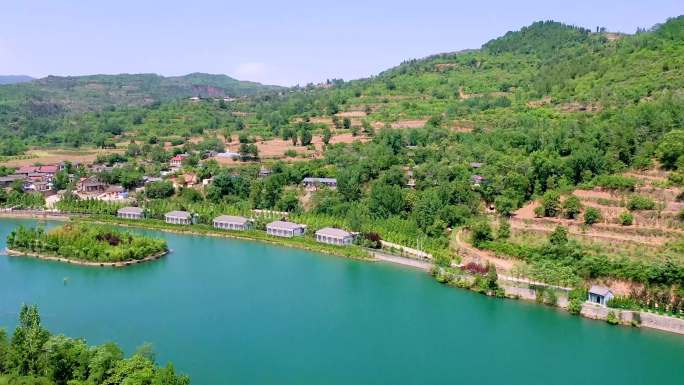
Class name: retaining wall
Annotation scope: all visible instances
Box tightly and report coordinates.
[582,304,684,334]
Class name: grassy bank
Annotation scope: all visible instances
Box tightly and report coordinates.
[76,215,372,260]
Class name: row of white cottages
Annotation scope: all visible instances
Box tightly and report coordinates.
[116,207,355,246]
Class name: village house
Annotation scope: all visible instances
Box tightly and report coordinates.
[213,215,251,231]
[588,285,614,306]
[15,165,39,176]
[315,227,355,246]
[117,207,144,220]
[0,174,26,188]
[266,220,306,238]
[169,154,188,168]
[143,176,163,184]
[37,165,58,178]
[26,181,52,193]
[172,173,198,188]
[89,164,114,174]
[164,210,193,225]
[302,177,337,190]
[259,167,272,178]
[101,185,127,200]
[77,176,108,195]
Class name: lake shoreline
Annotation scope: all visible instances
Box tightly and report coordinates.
[4,247,169,267]
[3,212,683,336]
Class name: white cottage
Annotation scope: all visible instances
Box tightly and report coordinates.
[213,215,251,231]
[165,210,193,225]
[315,227,355,246]
[266,221,306,238]
[117,207,144,220]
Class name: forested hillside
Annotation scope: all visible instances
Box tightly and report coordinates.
[0,73,282,152]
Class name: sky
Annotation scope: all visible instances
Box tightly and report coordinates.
[1,0,682,86]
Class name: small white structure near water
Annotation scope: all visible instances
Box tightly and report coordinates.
[266,220,306,238]
[588,285,614,306]
[315,227,355,246]
[117,207,144,220]
[165,210,193,225]
[213,215,251,231]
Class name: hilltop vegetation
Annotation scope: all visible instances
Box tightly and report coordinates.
[0,73,282,152]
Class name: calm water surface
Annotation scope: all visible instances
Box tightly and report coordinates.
[0,218,682,385]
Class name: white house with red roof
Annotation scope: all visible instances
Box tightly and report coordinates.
[169,154,188,168]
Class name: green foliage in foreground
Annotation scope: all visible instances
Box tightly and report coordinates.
[0,304,189,385]
[6,224,167,262]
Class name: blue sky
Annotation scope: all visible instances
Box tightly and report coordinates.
[1,0,681,86]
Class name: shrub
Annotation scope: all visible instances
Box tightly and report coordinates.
[567,298,584,315]
[562,195,582,219]
[678,208,684,222]
[533,205,545,218]
[627,195,656,210]
[541,191,561,217]
[544,289,558,306]
[606,310,619,325]
[463,262,488,275]
[607,296,640,310]
[469,218,493,247]
[583,207,602,225]
[593,175,637,191]
[618,212,634,226]
[497,219,511,239]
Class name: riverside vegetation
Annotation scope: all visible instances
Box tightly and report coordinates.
[0,305,189,385]
[6,224,168,264]
[1,18,684,316]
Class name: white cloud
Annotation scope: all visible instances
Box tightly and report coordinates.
[232,62,268,82]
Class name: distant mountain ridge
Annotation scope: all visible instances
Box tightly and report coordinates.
[0,75,34,85]
[0,72,283,120]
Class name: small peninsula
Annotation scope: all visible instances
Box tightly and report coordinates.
[5,223,168,266]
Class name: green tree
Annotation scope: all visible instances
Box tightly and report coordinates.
[497,219,511,239]
[656,130,684,169]
[561,195,582,219]
[583,207,602,225]
[541,190,561,217]
[368,183,404,218]
[145,181,175,199]
[9,304,50,375]
[322,127,332,145]
[618,212,634,226]
[470,218,493,247]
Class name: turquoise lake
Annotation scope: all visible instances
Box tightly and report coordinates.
[0,218,682,384]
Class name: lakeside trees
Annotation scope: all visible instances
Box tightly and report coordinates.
[0,305,189,385]
[7,224,167,263]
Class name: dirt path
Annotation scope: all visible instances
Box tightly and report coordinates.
[452,229,515,272]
